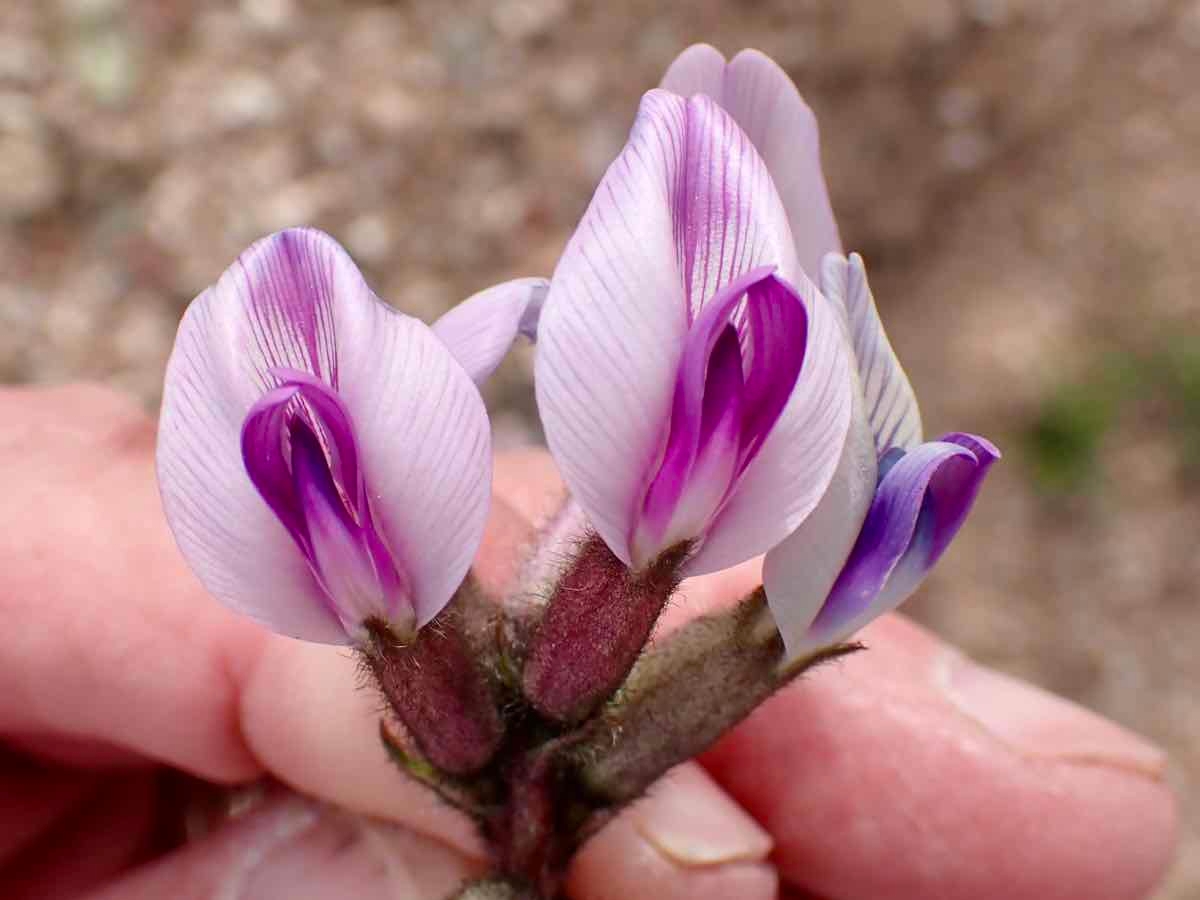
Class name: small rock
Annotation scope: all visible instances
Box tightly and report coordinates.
[240,0,296,34]
[0,134,64,218]
[68,24,139,106]
[211,71,285,131]
[345,214,393,265]
[0,34,51,86]
[941,130,993,172]
[490,0,567,41]
[936,86,983,128]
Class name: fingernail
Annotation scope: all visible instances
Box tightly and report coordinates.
[938,651,1167,779]
[633,764,774,867]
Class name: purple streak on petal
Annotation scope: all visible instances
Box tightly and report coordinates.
[241,370,367,540]
[738,273,808,467]
[807,433,999,645]
[632,268,809,563]
[236,228,341,389]
[241,385,307,552]
[677,96,796,315]
[637,323,744,558]
[686,264,853,577]
[266,367,363,509]
[289,420,413,637]
[242,378,412,636]
[534,89,800,567]
[634,266,771,559]
[662,47,842,280]
[701,327,746,446]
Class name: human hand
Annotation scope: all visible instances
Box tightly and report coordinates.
[0,385,1177,899]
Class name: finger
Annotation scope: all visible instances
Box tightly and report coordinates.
[0,385,265,781]
[238,635,486,856]
[702,614,1178,900]
[232,462,561,853]
[0,755,98,864]
[0,771,157,899]
[81,791,477,900]
[0,389,551,785]
[492,449,568,528]
[567,762,777,900]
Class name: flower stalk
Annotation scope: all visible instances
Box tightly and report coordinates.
[573,588,860,805]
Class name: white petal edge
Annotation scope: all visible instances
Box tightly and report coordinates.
[685,268,855,576]
[760,386,877,658]
[659,43,727,106]
[330,283,493,629]
[821,252,923,454]
[662,45,842,280]
[158,287,347,644]
[535,91,689,564]
[432,278,549,385]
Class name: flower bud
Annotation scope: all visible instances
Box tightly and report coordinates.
[521,535,688,723]
[363,588,504,776]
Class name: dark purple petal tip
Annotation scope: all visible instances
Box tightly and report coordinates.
[808,431,998,644]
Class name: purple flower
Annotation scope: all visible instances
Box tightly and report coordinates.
[157,228,536,645]
[534,89,855,575]
[762,254,999,657]
[658,46,998,655]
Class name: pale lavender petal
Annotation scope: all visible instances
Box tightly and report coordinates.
[738,271,809,464]
[432,277,549,385]
[662,46,842,278]
[288,421,413,638]
[634,321,745,561]
[761,390,878,657]
[685,266,854,575]
[158,294,345,645]
[327,306,492,629]
[799,432,999,652]
[536,91,803,565]
[240,384,309,551]
[658,43,725,100]
[821,252,923,454]
[636,266,773,544]
[675,93,800,311]
[159,228,491,640]
[241,370,364,540]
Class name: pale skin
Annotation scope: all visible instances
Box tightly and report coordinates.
[0,385,1179,900]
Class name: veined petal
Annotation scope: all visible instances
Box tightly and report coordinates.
[662,45,842,279]
[535,90,800,565]
[761,388,877,656]
[158,228,492,641]
[674,90,800,309]
[432,277,549,385]
[635,320,745,561]
[685,266,854,575]
[657,42,726,99]
[159,288,345,643]
[797,432,1000,654]
[288,420,414,638]
[821,252,923,454]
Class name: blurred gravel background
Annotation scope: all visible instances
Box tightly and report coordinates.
[1,0,1197,895]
